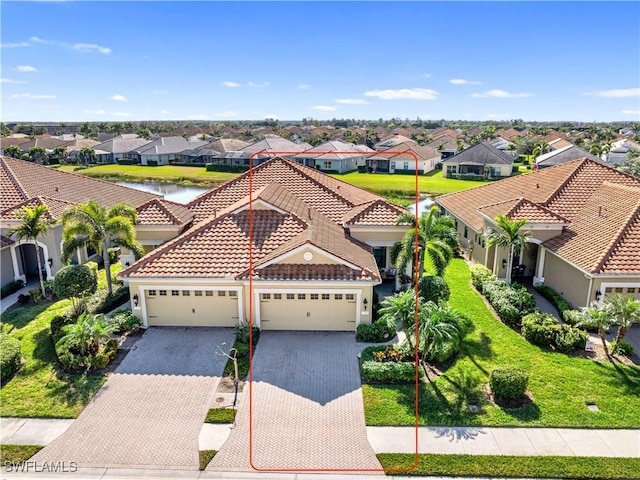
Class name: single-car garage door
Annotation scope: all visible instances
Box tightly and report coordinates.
[259,292,357,331]
[145,288,239,327]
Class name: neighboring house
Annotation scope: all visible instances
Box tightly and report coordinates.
[0,137,29,154]
[374,135,415,150]
[495,128,522,141]
[235,135,311,166]
[441,142,514,179]
[15,136,71,153]
[0,156,193,288]
[292,141,373,173]
[437,158,640,308]
[368,142,441,174]
[547,137,573,151]
[181,139,251,165]
[424,135,458,159]
[120,157,409,330]
[93,135,153,163]
[605,139,640,165]
[535,145,599,168]
[139,136,209,166]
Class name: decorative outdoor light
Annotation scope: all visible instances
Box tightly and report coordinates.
[595,290,602,301]
[47,258,53,267]
[133,294,139,307]
[502,259,507,269]
[363,298,368,311]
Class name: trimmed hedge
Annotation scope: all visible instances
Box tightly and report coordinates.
[490,366,528,401]
[482,280,536,327]
[521,312,587,353]
[205,164,250,173]
[0,334,22,380]
[116,159,138,165]
[360,345,417,383]
[356,317,396,343]
[85,285,129,314]
[108,308,141,334]
[1,279,24,299]
[535,285,572,315]
[418,275,450,304]
[470,264,495,292]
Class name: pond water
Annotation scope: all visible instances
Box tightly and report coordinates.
[408,197,435,216]
[116,181,209,204]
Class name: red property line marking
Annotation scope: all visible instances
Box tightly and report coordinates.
[248,150,421,473]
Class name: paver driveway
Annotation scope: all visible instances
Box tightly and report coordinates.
[208,331,382,472]
[32,327,235,470]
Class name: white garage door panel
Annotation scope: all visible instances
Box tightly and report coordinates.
[260,293,356,331]
[146,290,238,327]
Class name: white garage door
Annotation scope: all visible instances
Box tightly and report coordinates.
[259,292,357,331]
[145,288,239,327]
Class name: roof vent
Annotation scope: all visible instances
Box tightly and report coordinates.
[598,205,603,217]
[536,183,539,189]
[54,186,59,192]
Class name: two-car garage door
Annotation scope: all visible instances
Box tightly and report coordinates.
[145,288,239,327]
[259,292,357,331]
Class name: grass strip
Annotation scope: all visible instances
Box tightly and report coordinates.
[0,445,44,463]
[378,453,640,479]
[199,450,217,470]
[205,408,236,423]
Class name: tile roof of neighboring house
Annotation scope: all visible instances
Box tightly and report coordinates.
[432,129,461,140]
[437,158,640,275]
[293,141,374,160]
[495,128,522,141]
[343,199,408,226]
[17,137,71,151]
[542,130,569,142]
[203,138,251,152]
[188,157,402,225]
[548,138,573,150]
[138,136,209,155]
[1,138,30,150]
[375,135,415,150]
[376,141,440,161]
[93,135,152,154]
[1,196,76,221]
[425,135,457,151]
[536,145,600,167]
[121,180,381,281]
[1,234,14,249]
[477,198,570,224]
[442,142,514,165]
[136,198,194,226]
[0,156,190,228]
[241,136,310,156]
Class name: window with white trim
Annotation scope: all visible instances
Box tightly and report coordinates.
[262,293,270,300]
[310,294,319,300]
[322,293,330,300]
[346,294,355,301]
[229,291,237,298]
[287,293,295,300]
[335,294,343,300]
[218,291,226,296]
[205,291,213,296]
[298,293,306,300]
[182,290,190,296]
[194,291,202,296]
[172,290,179,296]
[148,290,156,296]
[274,293,282,300]
[159,290,167,296]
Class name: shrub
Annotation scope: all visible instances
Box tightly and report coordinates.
[55,336,87,371]
[0,333,22,379]
[1,279,24,299]
[360,345,417,383]
[205,164,250,173]
[612,341,634,356]
[490,366,529,401]
[85,261,99,276]
[29,286,42,304]
[418,275,450,304]
[521,312,560,346]
[427,340,458,364]
[53,264,97,304]
[356,317,396,343]
[108,308,141,334]
[535,285,572,314]
[85,285,129,314]
[17,293,30,305]
[232,342,249,358]
[555,324,588,352]
[470,264,495,292]
[563,309,586,326]
[50,314,74,344]
[482,280,536,327]
[235,323,260,346]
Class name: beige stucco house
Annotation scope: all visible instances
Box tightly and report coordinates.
[442,142,514,179]
[437,158,640,308]
[0,156,193,287]
[119,157,409,330]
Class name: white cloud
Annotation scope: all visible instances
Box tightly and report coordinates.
[364,88,438,100]
[248,81,269,88]
[336,98,370,105]
[584,88,640,98]
[84,109,106,114]
[1,77,25,84]
[187,114,210,120]
[312,105,337,111]
[160,109,170,114]
[11,93,56,99]
[112,112,133,117]
[73,43,111,54]
[30,36,53,44]
[110,94,127,102]
[622,109,640,115]
[450,78,481,85]
[298,84,311,90]
[222,81,240,88]
[423,73,432,78]
[16,65,37,72]
[1,42,29,48]
[471,89,532,98]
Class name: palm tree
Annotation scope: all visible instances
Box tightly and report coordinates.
[61,201,144,295]
[8,205,55,298]
[578,303,616,358]
[52,146,68,164]
[28,146,48,164]
[605,294,640,347]
[78,147,96,166]
[391,205,458,279]
[532,141,550,158]
[378,289,417,347]
[485,215,530,284]
[3,144,22,159]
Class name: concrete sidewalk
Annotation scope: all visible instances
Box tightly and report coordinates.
[3,416,638,459]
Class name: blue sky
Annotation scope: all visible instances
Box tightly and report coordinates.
[1,1,639,123]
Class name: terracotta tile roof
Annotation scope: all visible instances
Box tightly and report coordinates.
[343,199,408,226]
[251,264,373,281]
[136,199,194,226]
[1,196,76,221]
[495,128,522,141]
[437,158,640,275]
[187,157,394,224]
[377,142,440,161]
[1,235,15,249]
[477,198,570,224]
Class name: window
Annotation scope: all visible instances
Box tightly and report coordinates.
[446,165,457,175]
[346,294,355,301]
[274,293,282,300]
[325,161,332,169]
[615,287,624,293]
[148,290,156,296]
[322,293,330,300]
[205,291,213,296]
[627,288,637,294]
[172,290,179,296]
[335,294,343,300]
[218,291,226,296]
[229,291,237,298]
[403,162,409,170]
[310,294,319,300]
[287,293,295,300]
[605,287,613,293]
[298,293,306,300]
[390,161,396,170]
[194,291,202,296]
[182,290,190,296]
[464,226,468,239]
[159,290,167,296]
[262,293,271,300]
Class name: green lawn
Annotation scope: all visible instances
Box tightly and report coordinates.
[378,454,640,479]
[0,445,44,464]
[0,266,121,418]
[363,258,640,427]
[329,170,486,197]
[204,408,236,423]
[54,164,237,187]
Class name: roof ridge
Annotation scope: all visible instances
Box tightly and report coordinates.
[543,158,590,207]
[594,200,640,274]
[151,198,181,225]
[283,159,358,207]
[1,157,29,204]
